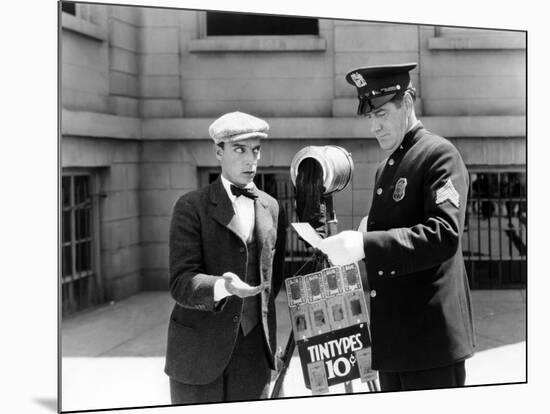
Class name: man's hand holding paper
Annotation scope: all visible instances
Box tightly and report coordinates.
[318,230,365,266]
[222,272,268,298]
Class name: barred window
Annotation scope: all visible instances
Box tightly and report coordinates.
[62,172,101,315]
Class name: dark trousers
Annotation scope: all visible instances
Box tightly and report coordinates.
[379,361,466,392]
[169,324,271,404]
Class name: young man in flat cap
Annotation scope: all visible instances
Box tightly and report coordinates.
[319,63,475,391]
[164,111,287,403]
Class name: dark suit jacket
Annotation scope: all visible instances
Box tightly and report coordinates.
[364,122,476,372]
[164,176,287,385]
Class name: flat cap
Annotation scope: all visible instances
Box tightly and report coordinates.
[208,111,269,144]
[345,62,417,115]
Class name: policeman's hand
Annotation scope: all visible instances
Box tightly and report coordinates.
[357,215,368,233]
[222,272,268,298]
[317,230,365,266]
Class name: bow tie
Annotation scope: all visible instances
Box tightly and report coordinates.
[230,184,258,200]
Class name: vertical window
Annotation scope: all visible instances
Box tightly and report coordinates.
[62,173,100,315]
[206,11,318,36]
[61,1,76,16]
[463,169,526,288]
[60,1,98,25]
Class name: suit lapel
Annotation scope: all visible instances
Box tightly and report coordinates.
[255,195,271,250]
[255,192,275,336]
[255,192,275,282]
[209,176,276,279]
[209,177,246,245]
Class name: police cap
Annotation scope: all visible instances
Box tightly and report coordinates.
[345,62,417,115]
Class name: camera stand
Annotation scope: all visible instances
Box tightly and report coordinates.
[270,196,380,398]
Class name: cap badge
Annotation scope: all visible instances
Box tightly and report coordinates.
[380,85,400,93]
[350,72,367,88]
[393,178,407,202]
[435,179,460,208]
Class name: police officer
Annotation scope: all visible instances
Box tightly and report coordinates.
[318,63,475,391]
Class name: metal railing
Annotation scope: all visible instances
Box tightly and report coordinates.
[463,170,526,288]
[211,168,527,289]
[255,173,314,274]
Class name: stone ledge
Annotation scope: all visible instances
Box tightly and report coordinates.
[61,110,526,140]
[142,116,526,139]
[333,97,424,117]
[61,13,107,42]
[188,36,327,52]
[428,36,525,50]
[62,110,141,139]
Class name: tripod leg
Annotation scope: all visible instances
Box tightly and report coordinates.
[270,331,296,398]
[344,381,354,393]
[367,379,380,392]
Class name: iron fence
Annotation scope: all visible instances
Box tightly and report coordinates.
[463,170,526,288]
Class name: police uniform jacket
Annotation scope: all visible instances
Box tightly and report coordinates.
[364,122,475,372]
[164,176,287,385]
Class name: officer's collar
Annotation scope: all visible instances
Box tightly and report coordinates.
[394,121,424,154]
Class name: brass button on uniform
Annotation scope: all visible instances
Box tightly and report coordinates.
[376,188,383,195]
[378,270,384,276]
[388,159,395,166]
[370,290,377,298]
[233,316,239,322]
[390,270,396,276]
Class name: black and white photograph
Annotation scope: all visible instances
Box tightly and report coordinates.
[5,0,542,413]
[55,0,531,412]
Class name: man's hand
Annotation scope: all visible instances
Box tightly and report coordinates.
[222,272,268,298]
[317,230,365,266]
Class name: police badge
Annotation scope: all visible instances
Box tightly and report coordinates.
[393,177,407,202]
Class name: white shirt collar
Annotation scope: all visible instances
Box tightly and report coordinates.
[220,174,255,202]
